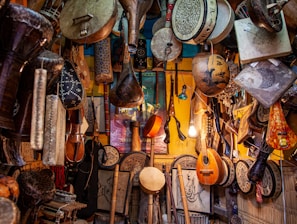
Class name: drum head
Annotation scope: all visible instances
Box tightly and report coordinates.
[60,0,117,44]
[151,28,182,62]
[172,0,206,41]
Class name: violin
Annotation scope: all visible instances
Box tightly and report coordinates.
[65,108,85,163]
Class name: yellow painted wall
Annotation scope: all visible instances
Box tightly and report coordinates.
[85,53,284,167]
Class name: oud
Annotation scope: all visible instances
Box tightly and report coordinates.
[196,109,224,185]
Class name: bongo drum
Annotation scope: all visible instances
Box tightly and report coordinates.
[3,50,64,141]
[0,3,53,131]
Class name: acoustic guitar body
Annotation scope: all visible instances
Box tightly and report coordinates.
[196,147,224,185]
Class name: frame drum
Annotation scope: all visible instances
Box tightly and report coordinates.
[207,0,235,44]
[172,0,217,45]
[60,0,117,44]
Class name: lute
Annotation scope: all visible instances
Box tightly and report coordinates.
[196,108,224,185]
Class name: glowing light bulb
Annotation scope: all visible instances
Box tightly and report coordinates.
[188,121,198,138]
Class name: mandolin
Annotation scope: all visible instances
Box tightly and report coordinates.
[196,109,224,185]
[65,108,85,163]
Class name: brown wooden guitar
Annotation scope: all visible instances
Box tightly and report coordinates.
[196,109,224,185]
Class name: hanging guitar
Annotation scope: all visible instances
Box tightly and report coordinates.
[211,97,235,187]
[196,108,224,185]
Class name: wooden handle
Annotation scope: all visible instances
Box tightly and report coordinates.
[148,137,155,224]
[165,165,172,223]
[177,164,191,224]
[110,164,119,224]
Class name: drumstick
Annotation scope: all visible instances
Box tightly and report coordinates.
[177,164,191,224]
[110,164,119,224]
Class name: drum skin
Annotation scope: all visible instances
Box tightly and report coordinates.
[139,166,165,194]
[60,0,117,44]
[192,52,230,96]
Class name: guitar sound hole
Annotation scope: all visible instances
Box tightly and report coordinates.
[203,156,209,165]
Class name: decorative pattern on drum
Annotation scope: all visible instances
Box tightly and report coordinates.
[235,159,254,194]
[94,38,113,84]
[98,145,120,169]
[43,95,66,166]
[192,53,230,96]
[172,0,217,44]
[261,160,282,199]
[59,60,84,110]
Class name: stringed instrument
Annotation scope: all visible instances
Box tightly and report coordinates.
[196,108,224,185]
[211,98,236,187]
[266,100,297,150]
[65,108,85,163]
